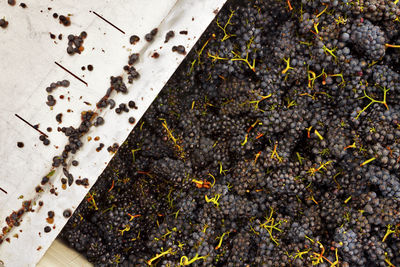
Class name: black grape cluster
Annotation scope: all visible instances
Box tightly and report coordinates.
[59,0,400,266]
[350,19,386,60]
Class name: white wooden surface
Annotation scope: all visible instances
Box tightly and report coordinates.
[0,0,226,266]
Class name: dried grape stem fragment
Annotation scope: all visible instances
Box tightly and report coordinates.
[355,86,390,120]
[216,9,236,41]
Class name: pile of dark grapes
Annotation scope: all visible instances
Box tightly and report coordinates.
[60,0,400,266]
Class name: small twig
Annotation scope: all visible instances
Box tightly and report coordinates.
[316,4,328,18]
[180,253,208,266]
[231,37,256,72]
[385,43,400,49]
[355,86,390,120]
[270,141,283,162]
[287,0,293,11]
[216,10,236,41]
[382,224,396,242]
[205,194,221,207]
[314,129,324,140]
[282,57,294,74]
[259,207,283,246]
[147,248,176,265]
[360,157,376,167]
[322,45,337,61]
[215,231,230,250]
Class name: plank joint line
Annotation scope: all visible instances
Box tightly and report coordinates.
[91,11,126,34]
[15,114,48,137]
[54,62,88,87]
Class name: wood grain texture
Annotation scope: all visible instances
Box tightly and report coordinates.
[37,239,92,267]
